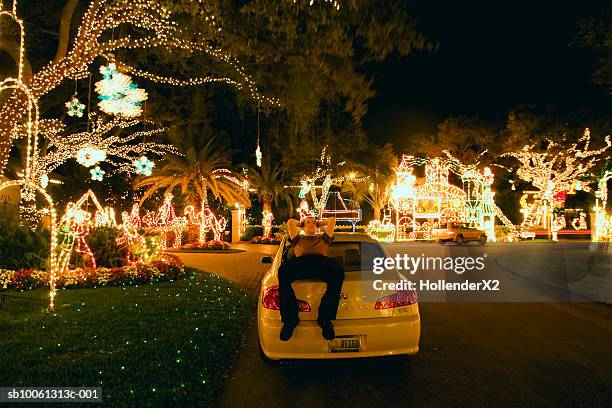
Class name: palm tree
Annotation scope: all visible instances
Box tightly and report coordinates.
[135,132,249,244]
[342,143,397,220]
[247,159,294,222]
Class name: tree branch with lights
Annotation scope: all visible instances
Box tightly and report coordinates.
[0,0,279,175]
[501,128,611,226]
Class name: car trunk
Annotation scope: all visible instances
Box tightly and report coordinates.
[293,272,396,320]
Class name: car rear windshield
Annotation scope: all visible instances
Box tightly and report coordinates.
[328,242,386,271]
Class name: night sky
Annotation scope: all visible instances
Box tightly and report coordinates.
[363,0,610,150]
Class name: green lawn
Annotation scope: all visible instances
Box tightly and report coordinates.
[0,269,255,407]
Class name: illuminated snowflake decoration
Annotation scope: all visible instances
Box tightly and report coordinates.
[134,156,155,176]
[95,63,148,118]
[65,96,85,117]
[76,146,107,167]
[90,166,105,181]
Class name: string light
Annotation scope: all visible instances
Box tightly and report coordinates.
[142,194,186,248]
[387,154,514,242]
[0,178,58,310]
[593,170,612,241]
[262,209,274,237]
[185,198,227,243]
[297,147,367,219]
[366,207,395,242]
[502,128,611,229]
[0,0,280,177]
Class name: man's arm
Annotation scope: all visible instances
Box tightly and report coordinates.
[322,217,336,237]
[287,218,301,240]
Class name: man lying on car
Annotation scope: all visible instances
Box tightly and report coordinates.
[278,216,345,341]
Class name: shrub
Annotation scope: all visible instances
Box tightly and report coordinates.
[86,227,129,268]
[240,225,283,241]
[240,226,263,241]
[181,241,231,250]
[0,205,50,270]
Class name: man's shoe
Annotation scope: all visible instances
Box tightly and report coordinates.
[317,320,335,340]
[279,321,299,341]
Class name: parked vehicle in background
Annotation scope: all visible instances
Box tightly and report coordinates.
[431,222,487,245]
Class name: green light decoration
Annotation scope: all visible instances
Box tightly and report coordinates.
[65,96,85,117]
[134,156,155,176]
[90,166,105,181]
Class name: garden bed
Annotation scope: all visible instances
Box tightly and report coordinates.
[165,240,245,254]
[0,268,255,406]
[166,248,245,254]
[0,254,185,291]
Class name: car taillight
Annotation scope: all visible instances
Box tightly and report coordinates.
[375,290,418,310]
[262,285,311,312]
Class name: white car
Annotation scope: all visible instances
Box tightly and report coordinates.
[258,233,420,360]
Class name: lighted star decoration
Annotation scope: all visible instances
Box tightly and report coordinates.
[90,166,105,181]
[76,146,107,167]
[96,63,148,118]
[65,96,85,118]
[134,156,155,176]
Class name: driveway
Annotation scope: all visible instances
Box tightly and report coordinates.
[205,242,612,408]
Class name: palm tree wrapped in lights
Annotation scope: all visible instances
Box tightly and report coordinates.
[135,132,249,244]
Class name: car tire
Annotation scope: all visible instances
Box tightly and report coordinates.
[479,235,487,245]
[437,239,445,245]
[456,235,464,245]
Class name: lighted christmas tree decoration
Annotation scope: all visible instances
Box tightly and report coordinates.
[90,166,105,181]
[134,155,155,176]
[65,96,86,117]
[95,63,148,118]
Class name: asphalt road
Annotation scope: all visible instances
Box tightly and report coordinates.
[215,242,612,408]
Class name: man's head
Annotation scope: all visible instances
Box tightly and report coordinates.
[301,216,318,235]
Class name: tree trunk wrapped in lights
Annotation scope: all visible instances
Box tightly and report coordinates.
[502,128,611,228]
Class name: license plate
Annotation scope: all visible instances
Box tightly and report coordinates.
[329,335,362,353]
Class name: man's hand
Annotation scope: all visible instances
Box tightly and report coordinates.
[287,218,301,240]
[323,217,336,237]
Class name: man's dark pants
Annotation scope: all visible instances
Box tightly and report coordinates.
[278,254,345,325]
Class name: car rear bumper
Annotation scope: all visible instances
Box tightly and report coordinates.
[258,314,420,360]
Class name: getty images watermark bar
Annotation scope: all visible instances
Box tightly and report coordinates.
[0,387,102,403]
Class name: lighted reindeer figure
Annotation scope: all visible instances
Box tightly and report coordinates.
[185,200,227,243]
